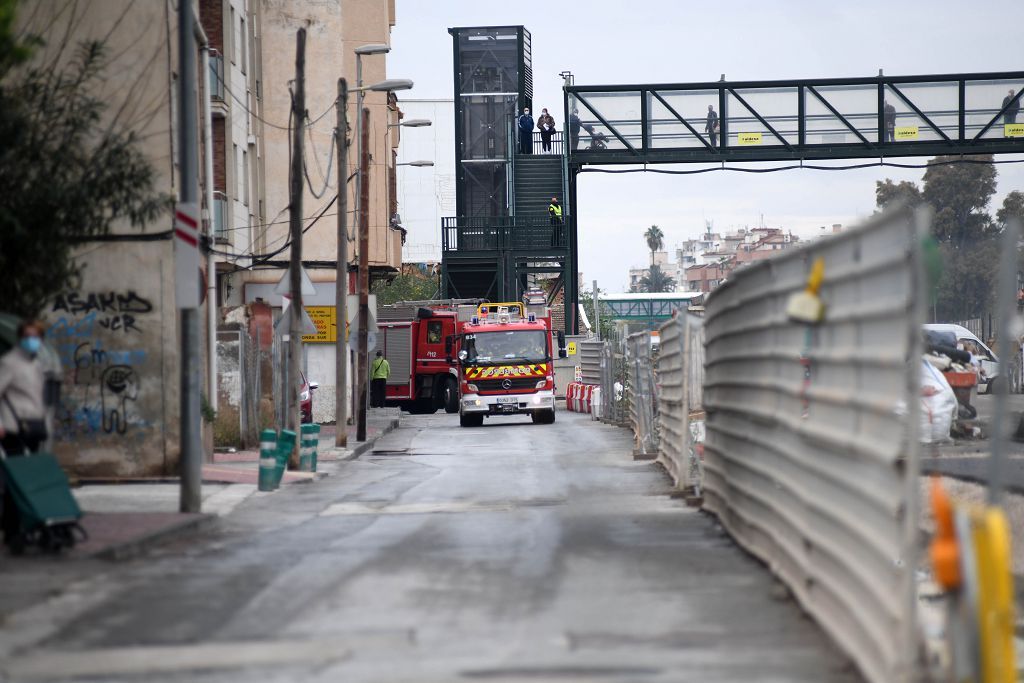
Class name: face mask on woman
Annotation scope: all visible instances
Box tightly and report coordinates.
[20,336,42,356]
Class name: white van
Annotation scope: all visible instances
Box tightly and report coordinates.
[923,323,999,393]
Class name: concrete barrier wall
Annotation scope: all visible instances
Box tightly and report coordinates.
[701,207,926,683]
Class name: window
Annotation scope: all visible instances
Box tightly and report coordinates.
[228,6,235,64]
[426,321,443,345]
[242,150,249,206]
[240,16,246,75]
[233,143,239,196]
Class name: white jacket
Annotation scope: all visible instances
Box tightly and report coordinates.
[0,347,45,433]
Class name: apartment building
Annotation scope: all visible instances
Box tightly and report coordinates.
[200,0,266,268]
[16,0,208,477]
[14,0,406,470]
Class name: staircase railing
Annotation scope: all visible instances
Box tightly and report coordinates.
[506,113,516,216]
[441,215,570,253]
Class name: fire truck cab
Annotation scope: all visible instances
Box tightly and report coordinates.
[451,293,566,428]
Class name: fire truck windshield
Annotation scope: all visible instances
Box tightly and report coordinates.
[465,330,548,364]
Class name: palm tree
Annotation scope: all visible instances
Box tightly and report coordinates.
[644,225,664,265]
[638,264,676,293]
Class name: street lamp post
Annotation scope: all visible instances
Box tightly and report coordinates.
[348,51,414,440]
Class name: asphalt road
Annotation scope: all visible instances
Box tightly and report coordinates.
[0,410,859,683]
[924,393,1024,491]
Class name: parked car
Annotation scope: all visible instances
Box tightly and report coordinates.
[923,324,999,394]
[300,372,319,423]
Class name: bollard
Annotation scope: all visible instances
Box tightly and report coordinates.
[273,429,296,488]
[258,429,278,492]
[310,423,321,472]
[299,424,316,472]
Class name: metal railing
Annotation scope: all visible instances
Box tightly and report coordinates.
[441,215,569,253]
[526,130,563,155]
[655,313,704,493]
[701,206,926,683]
[578,339,603,385]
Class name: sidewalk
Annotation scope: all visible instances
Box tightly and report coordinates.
[9,409,402,561]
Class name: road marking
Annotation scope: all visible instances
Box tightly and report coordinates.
[2,638,349,679]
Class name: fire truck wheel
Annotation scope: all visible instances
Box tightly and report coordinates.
[441,378,459,414]
[531,409,556,425]
[460,412,484,428]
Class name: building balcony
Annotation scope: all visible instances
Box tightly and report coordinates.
[213,191,228,243]
[209,52,225,102]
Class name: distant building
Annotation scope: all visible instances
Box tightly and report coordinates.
[629,250,673,291]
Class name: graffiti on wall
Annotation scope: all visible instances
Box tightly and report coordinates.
[48,290,154,441]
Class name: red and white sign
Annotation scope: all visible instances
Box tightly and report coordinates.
[175,202,200,309]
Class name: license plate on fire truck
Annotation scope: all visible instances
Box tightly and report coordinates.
[496,396,519,404]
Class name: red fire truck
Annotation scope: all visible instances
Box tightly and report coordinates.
[449,294,566,428]
[376,301,467,414]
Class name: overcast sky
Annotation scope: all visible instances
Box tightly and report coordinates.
[390,0,1024,291]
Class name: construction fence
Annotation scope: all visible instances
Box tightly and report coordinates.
[585,206,928,683]
[700,206,925,683]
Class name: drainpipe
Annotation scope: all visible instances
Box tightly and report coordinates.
[196,18,218,413]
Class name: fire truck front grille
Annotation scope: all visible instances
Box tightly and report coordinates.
[476,377,539,392]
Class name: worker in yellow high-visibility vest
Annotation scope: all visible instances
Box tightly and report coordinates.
[548,197,563,247]
[370,350,390,408]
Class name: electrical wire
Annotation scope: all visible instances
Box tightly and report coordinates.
[578,156,1024,176]
[306,98,337,128]
[210,66,291,131]
[303,118,336,199]
[212,193,339,275]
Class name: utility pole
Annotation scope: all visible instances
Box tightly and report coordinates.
[287,28,306,466]
[177,0,202,513]
[334,78,349,447]
[593,279,600,341]
[356,108,370,442]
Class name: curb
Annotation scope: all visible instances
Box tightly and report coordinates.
[82,514,217,561]
[319,416,401,463]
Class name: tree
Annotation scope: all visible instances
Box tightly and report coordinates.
[579,287,614,339]
[637,264,676,293]
[644,224,664,265]
[875,179,922,211]
[371,269,439,305]
[997,190,1024,226]
[0,11,168,317]
[876,156,1001,322]
[923,155,997,247]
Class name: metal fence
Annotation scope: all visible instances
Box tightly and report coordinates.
[702,207,926,683]
[626,332,658,457]
[595,330,629,426]
[578,339,603,385]
[655,313,704,493]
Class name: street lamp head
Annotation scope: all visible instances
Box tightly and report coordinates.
[398,160,434,167]
[398,119,432,127]
[355,43,390,55]
[367,78,414,92]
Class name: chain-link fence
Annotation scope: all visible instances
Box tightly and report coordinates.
[626,331,658,457]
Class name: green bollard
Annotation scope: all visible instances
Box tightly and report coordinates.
[311,423,321,472]
[299,424,316,472]
[274,429,296,488]
[258,429,278,492]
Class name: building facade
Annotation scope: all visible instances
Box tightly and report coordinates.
[17,0,406,471]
